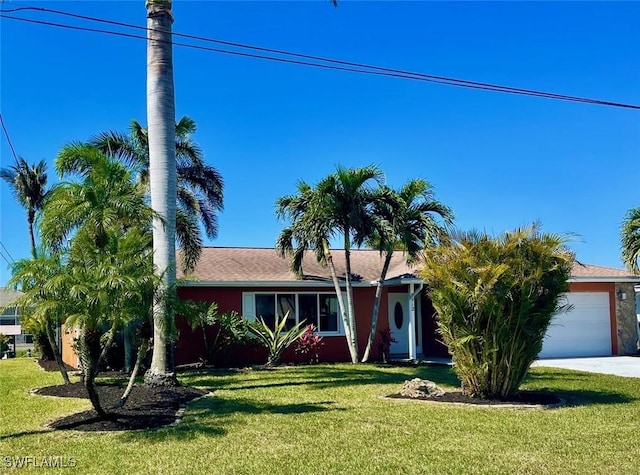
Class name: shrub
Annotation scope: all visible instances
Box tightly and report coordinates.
[420,224,574,399]
[295,325,324,363]
[377,327,397,363]
[183,301,252,365]
[15,349,32,358]
[0,333,9,353]
[248,311,307,366]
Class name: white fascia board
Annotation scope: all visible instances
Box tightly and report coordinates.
[179,280,375,288]
[0,325,22,336]
[375,277,423,286]
[568,277,640,283]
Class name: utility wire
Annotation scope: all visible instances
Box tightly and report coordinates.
[0,241,15,263]
[2,8,639,110]
[5,5,630,106]
[0,247,12,266]
[0,113,19,164]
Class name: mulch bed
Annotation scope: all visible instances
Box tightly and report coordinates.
[387,390,563,408]
[34,382,207,431]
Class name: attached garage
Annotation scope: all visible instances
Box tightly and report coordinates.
[535,265,640,359]
[420,264,639,361]
[539,292,612,358]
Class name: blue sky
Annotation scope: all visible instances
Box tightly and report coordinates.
[1,1,639,285]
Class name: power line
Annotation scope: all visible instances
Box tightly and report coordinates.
[1,8,639,110]
[0,113,19,164]
[0,241,15,263]
[0,247,12,266]
[7,5,629,106]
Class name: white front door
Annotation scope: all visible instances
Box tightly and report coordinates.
[388,293,409,355]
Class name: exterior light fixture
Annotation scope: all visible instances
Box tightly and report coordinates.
[617,289,627,301]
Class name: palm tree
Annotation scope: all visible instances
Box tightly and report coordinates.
[276,181,355,362]
[33,142,156,415]
[622,206,640,273]
[0,158,49,258]
[144,0,178,387]
[361,179,453,362]
[40,145,152,252]
[64,227,155,416]
[8,252,71,384]
[90,116,224,272]
[277,165,385,363]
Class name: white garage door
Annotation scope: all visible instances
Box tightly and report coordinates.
[539,292,612,358]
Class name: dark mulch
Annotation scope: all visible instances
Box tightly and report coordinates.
[34,382,207,431]
[387,390,562,407]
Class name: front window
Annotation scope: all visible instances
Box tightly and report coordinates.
[0,307,17,326]
[248,293,341,335]
[319,295,339,332]
[255,294,275,328]
[276,294,296,329]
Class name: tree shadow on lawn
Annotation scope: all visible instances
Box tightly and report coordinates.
[0,428,53,441]
[184,365,631,408]
[523,371,635,406]
[532,387,632,407]
[116,396,339,442]
[183,364,460,393]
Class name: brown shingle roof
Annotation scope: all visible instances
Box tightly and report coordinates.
[0,288,23,308]
[179,247,640,284]
[179,247,416,283]
[570,263,638,280]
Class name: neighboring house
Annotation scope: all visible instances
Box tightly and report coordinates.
[0,288,32,354]
[173,247,640,365]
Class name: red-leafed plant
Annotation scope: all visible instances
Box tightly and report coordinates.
[295,325,324,364]
[377,327,397,363]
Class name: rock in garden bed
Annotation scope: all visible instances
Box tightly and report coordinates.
[34,382,207,431]
[389,378,563,408]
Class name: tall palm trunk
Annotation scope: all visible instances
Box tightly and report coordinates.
[77,329,106,418]
[116,338,150,409]
[145,0,178,387]
[362,252,392,362]
[27,209,37,259]
[322,241,357,363]
[44,320,70,385]
[343,234,359,362]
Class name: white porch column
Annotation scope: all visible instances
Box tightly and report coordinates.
[408,284,416,360]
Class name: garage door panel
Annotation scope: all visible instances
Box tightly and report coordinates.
[539,292,612,358]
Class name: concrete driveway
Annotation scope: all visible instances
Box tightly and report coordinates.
[532,356,640,378]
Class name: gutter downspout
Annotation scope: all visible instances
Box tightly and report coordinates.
[408,282,424,361]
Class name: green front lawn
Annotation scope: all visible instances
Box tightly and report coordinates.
[1,358,639,474]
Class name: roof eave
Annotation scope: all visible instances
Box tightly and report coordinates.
[178,280,375,288]
[568,276,640,283]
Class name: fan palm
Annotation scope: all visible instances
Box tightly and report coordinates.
[0,158,49,258]
[361,179,453,362]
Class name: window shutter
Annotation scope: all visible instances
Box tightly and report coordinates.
[242,293,256,321]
